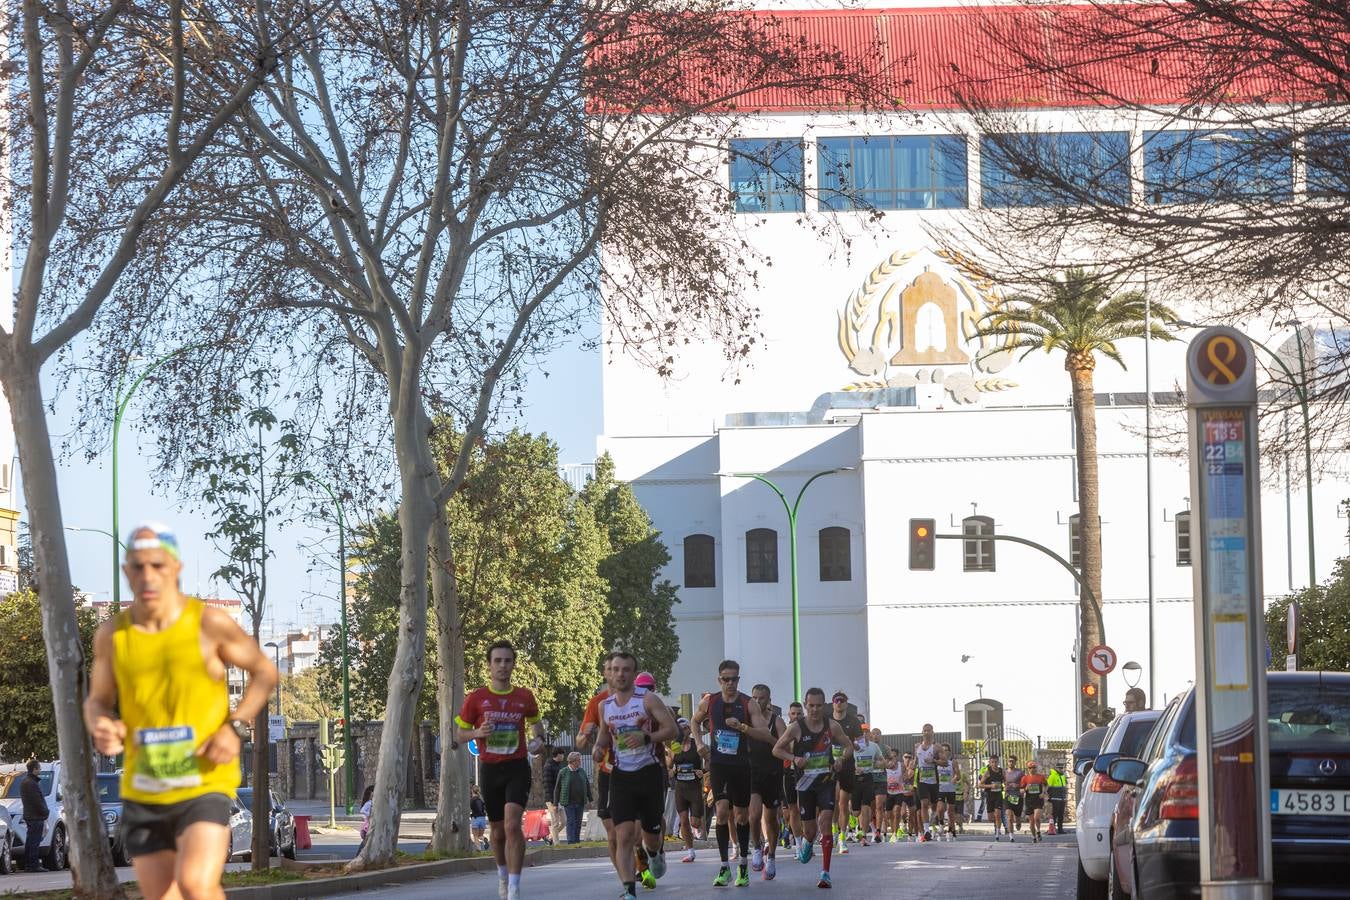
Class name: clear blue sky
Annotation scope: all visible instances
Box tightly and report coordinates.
[28,335,602,635]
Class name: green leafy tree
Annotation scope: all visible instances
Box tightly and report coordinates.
[581,454,680,690]
[1267,557,1350,671]
[0,590,99,761]
[280,668,342,724]
[974,267,1177,727]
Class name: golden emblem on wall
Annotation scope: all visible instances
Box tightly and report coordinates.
[837,248,1018,404]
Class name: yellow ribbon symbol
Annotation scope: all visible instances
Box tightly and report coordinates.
[1205,336,1239,384]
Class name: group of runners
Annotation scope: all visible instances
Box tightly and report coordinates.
[462,650,1072,899]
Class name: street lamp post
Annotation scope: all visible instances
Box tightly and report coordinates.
[263,641,282,715]
[111,344,208,612]
[717,467,853,703]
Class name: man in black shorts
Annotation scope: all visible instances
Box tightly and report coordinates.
[747,683,786,880]
[829,691,862,853]
[782,702,803,848]
[773,687,853,890]
[593,652,678,900]
[979,754,1006,840]
[669,717,705,862]
[692,659,775,888]
[455,640,544,900]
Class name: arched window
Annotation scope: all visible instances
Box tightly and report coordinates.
[818,527,851,582]
[746,528,778,583]
[1175,511,1192,566]
[1069,514,1082,569]
[683,534,716,588]
[963,516,995,572]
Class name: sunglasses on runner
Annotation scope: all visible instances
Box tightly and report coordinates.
[720,676,740,683]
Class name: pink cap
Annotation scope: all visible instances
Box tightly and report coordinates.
[635,672,656,689]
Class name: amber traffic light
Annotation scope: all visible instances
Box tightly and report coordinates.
[909,518,935,570]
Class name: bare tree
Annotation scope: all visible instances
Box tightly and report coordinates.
[114,0,900,868]
[0,3,286,894]
[937,0,1350,456]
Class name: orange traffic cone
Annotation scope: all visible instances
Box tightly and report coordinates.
[1047,823,1057,835]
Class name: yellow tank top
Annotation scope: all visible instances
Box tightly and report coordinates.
[112,597,239,804]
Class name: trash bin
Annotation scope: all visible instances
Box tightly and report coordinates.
[293,815,312,850]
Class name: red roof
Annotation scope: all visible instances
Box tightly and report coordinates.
[588,3,1329,114]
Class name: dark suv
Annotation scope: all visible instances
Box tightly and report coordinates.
[1107,671,1350,899]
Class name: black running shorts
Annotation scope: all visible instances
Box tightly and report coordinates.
[709,762,752,809]
[797,778,836,820]
[121,793,231,859]
[750,766,782,808]
[481,758,532,822]
[782,771,798,804]
[596,769,611,820]
[609,764,665,833]
[916,781,940,805]
[674,779,705,818]
[850,775,877,812]
[984,790,1004,811]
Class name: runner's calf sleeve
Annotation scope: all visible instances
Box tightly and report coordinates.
[736,822,750,861]
[716,821,730,862]
[821,833,833,872]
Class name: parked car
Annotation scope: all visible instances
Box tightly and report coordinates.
[1108,670,1350,899]
[1076,710,1163,900]
[226,795,254,863]
[0,807,13,874]
[94,773,130,866]
[236,788,297,859]
[0,762,68,870]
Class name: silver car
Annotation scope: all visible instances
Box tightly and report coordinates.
[225,795,254,862]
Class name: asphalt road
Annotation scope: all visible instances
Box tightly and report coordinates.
[329,833,1079,899]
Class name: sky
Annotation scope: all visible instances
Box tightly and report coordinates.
[29,333,602,637]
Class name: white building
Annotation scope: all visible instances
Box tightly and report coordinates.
[597,2,1350,742]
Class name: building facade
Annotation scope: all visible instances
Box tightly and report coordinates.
[597,2,1350,742]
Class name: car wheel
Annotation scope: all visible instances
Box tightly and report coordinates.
[282,833,297,861]
[112,840,130,867]
[46,826,68,871]
[1078,857,1108,900]
[1108,839,1128,900]
[225,833,233,865]
[0,835,12,875]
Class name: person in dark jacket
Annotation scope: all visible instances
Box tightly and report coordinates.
[542,746,564,845]
[553,752,592,843]
[19,760,49,872]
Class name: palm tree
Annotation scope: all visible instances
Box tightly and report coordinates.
[974,267,1177,728]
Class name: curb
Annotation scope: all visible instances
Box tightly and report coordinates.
[223,846,613,898]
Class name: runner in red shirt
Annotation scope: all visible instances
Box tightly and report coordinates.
[1019,760,1050,843]
[455,640,543,900]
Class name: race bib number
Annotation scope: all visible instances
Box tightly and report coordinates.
[676,763,697,782]
[486,722,520,756]
[919,765,937,783]
[1005,788,1022,801]
[132,726,202,793]
[715,729,741,756]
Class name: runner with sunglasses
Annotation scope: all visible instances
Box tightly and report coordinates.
[692,659,775,888]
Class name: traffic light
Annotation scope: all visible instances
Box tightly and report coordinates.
[908,518,935,570]
[1082,683,1098,699]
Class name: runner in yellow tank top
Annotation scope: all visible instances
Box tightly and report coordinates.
[84,523,276,900]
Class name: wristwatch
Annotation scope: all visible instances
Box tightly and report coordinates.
[228,717,251,739]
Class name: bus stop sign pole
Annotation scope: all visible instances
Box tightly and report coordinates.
[1186,326,1273,900]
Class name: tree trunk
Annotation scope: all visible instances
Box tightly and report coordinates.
[348,380,436,870]
[2,357,123,899]
[429,508,470,853]
[250,618,271,871]
[1068,356,1107,726]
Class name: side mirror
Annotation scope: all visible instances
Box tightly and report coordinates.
[1092,752,1121,775]
[1107,757,1148,786]
[1074,758,1093,778]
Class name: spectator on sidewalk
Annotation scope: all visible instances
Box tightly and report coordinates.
[554,752,592,844]
[358,785,375,850]
[470,784,489,850]
[19,760,48,873]
[542,746,565,845]
[1047,765,1068,835]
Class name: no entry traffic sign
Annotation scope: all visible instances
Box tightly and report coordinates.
[1087,644,1117,677]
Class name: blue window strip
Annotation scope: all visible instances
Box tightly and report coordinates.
[980,132,1130,208]
[1143,129,1292,204]
[817,135,968,211]
[730,138,804,213]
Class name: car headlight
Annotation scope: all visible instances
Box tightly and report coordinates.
[102,811,118,826]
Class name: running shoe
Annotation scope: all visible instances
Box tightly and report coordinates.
[499,879,509,900]
[838,840,848,855]
[507,885,520,900]
[641,870,657,890]
[764,857,777,881]
[682,848,696,863]
[818,871,832,889]
[619,892,637,900]
[713,866,732,887]
[798,840,814,864]
[751,847,764,871]
[735,868,750,887]
[648,850,666,880]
